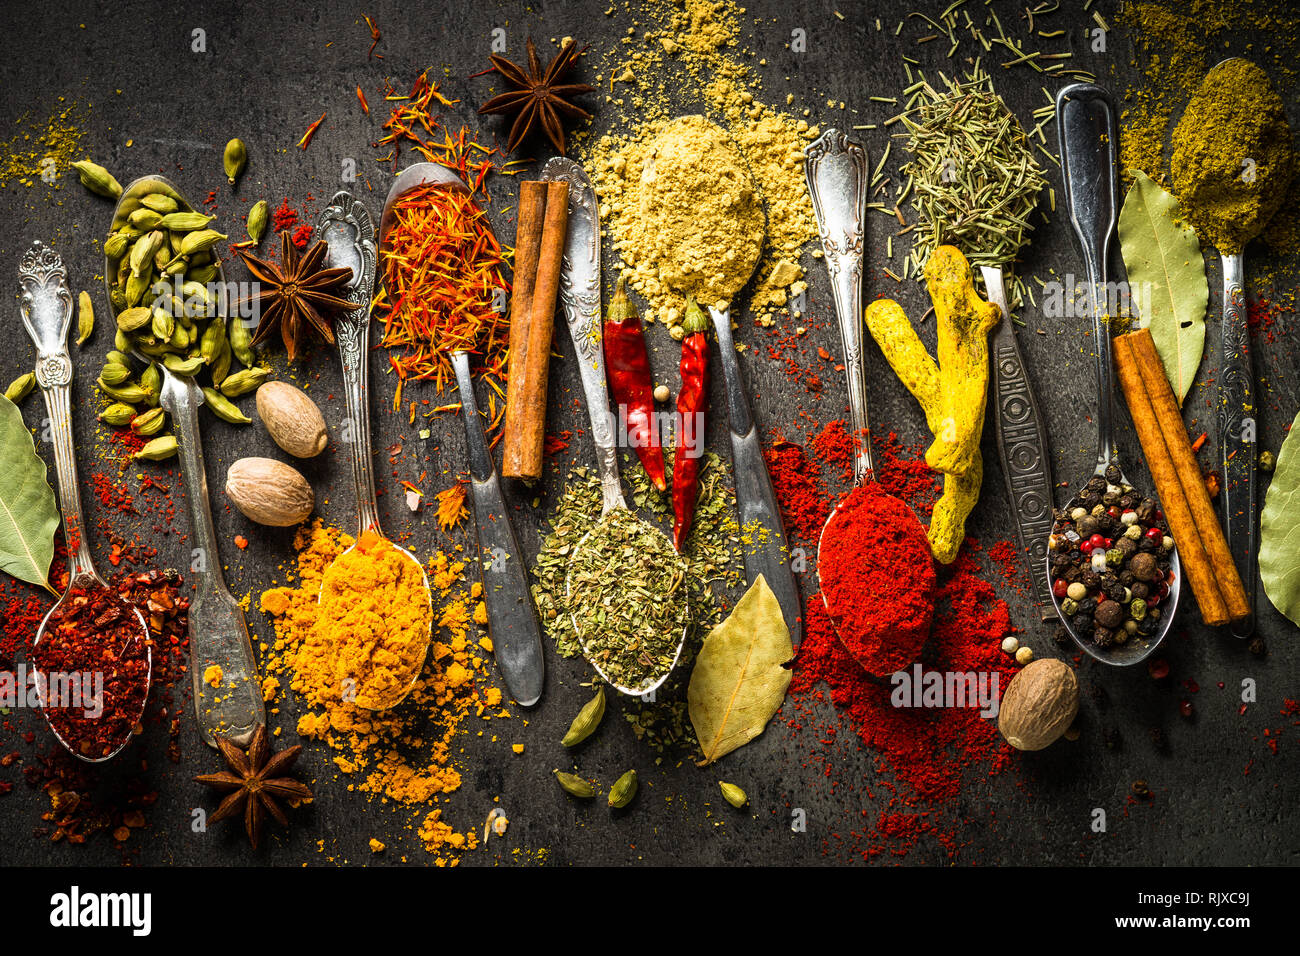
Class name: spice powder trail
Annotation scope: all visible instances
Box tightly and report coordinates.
[259,521,503,863]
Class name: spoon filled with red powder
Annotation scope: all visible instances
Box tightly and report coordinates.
[806,131,936,677]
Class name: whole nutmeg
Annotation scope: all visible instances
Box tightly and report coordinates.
[255,381,328,458]
[225,457,315,526]
[997,658,1079,751]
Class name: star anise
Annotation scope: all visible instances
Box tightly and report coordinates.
[235,231,355,360]
[478,38,593,155]
[194,725,312,850]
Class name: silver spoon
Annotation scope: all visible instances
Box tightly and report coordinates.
[106,176,264,745]
[19,240,151,763]
[805,130,936,671]
[312,189,433,712]
[1054,83,1181,666]
[376,166,545,707]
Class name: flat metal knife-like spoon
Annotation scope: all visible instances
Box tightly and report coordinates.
[19,240,151,763]
[376,167,545,707]
[107,176,264,746]
[1054,83,1182,666]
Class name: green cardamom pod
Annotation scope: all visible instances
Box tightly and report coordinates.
[228,316,255,367]
[246,200,269,244]
[157,211,214,232]
[200,318,226,364]
[4,372,35,403]
[210,336,232,386]
[105,350,132,367]
[113,328,130,352]
[140,193,179,214]
[99,362,132,386]
[98,402,137,427]
[116,306,153,333]
[104,231,131,260]
[110,288,127,312]
[562,686,606,747]
[163,354,204,376]
[181,280,212,305]
[125,273,150,307]
[129,406,167,436]
[189,251,212,268]
[163,259,187,276]
[170,323,191,351]
[97,378,149,404]
[188,264,219,285]
[69,159,122,199]
[134,435,178,461]
[223,138,248,185]
[218,366,269,397]
[608,770,638,809]
[130,231,165,277]
[554,771,596,799]
[719,782,748,809]
[150,308,175,343]
[202,387,251,424]
[140,363,162,405]
[128,208,163,230]
[179,229,227,257]
[76,291,94,346]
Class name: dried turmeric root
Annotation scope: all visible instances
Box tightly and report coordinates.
[863,245,1000,563]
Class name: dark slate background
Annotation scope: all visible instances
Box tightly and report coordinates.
[0,0,1296,866]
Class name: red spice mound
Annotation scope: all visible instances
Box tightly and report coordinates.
[819,483,936,675]
[811,419,856,484]
[762,437,827,543]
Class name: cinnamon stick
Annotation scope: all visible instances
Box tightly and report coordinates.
[1112,333,1229,626]
[502,181,547,477]
[502,180,569,481]
[1128,329,1250,622]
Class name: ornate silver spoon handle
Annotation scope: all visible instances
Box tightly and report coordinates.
[805,129,872,483]
[1218,254,1256,638]
[541,158,625,516]
[17,242,96,583]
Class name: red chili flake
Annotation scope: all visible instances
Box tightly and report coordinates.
[272,198,299,234]
[291,223,313,249]
[1190,431,1207,453]
[234,535,248,551]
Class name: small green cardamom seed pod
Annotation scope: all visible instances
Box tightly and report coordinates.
[170,323,190,350]
[157,211,215,232]
[561,686,606,747]
[103,231,131,260]
[181,280,212,305]
[113,328,130,351]
[110,288,127,311]
[188,264,219,284]
[128,208,163,230]
[69,159,122,199]
[189,251,212,268]
[140,193,179,214]
[116,306,153,333]
[125,273,151,307]
[247,200,269,244]
[150,308,175,342]
[180,229,227,257]
[163,354,204,376]
[163,258,187,277]
[130,406,167,436]
[228,316,255,367]
[210,337,232,386]
[97,378,150,404]
[105,350,132,367]
[76,291,94,346]
[608,770,637,809]
[4,372,35,403]
[99,362,132,386]
[153,246,172,273]
[554,771,596,799]
[223,138,248,185]
[200,318,226,364]
[140,363,162,404]
[129,231,165,277]
[98,402,137,427]
[218,366,270,397]
[134,435,178,461]
[202,387,251,424]
[719,782,748,809]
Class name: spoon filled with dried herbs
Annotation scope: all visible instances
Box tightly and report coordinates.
[377,165,545,707]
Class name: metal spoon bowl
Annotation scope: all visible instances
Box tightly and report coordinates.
[18,240,151,762]
[1053,83,1181,666]
[312,188,433,712]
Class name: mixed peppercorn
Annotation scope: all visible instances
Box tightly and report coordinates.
[1048,466,1175,648]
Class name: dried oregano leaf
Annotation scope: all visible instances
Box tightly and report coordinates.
[688,575,793,765]
[1260,407,1300,626]
[1118,171,1208,404]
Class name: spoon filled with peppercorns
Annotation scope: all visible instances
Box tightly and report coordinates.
[18,240,152,762]
[1052,84,1181,664]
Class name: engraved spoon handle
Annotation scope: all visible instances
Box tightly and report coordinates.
[1218,253,1256,637]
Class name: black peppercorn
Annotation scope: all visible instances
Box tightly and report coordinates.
[1077,597,1098,618]
[1104,464,1123,483]
[1119,569,1136,586]
[1249,637,1267,657]
[1116,537,1137,558]
[1094,625,1114,646]
[1081,568,1101,588]
[1088,474,1108,493]
[1130,582,1150,600]
[1078,515,1099,537]
[1120,493,1138,509]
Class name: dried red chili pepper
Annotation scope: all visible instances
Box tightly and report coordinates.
[672,296,711,549]
[31,582,150,760]
[603,277,666,490]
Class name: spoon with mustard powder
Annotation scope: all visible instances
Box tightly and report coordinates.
[1171,58,1295,638]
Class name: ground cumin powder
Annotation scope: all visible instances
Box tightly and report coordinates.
[259,521,506,863]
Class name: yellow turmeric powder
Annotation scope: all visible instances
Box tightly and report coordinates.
[865,245,999,563]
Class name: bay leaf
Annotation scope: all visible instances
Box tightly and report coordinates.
[0,396,59,594]
[1260,407,1300,626]
[1117,170,1208,404]
[688,575,793,765]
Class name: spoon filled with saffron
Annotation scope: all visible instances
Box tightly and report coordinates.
[376,165,545,707]
[18,240,151,762]
[805,130,936,678]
